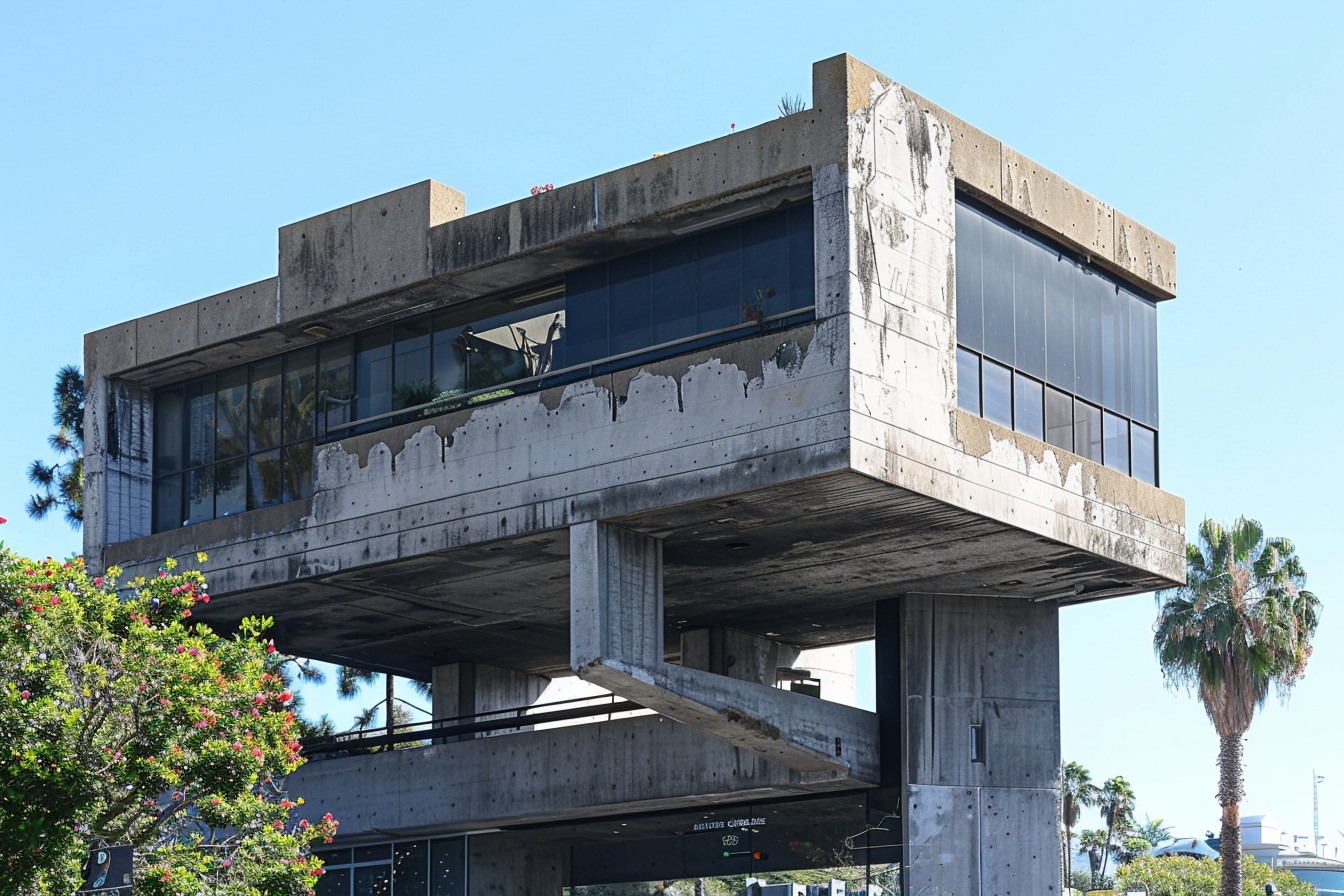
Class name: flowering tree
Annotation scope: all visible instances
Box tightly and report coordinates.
[0,528,337,895]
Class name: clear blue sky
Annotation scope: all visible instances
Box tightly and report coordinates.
[2,0,1340,852]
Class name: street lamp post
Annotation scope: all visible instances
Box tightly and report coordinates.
[1315,771,1326,856]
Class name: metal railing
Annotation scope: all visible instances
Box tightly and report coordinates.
[301,693,649,759]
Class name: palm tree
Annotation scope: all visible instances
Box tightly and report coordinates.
[1078,829,1109,887]
[338,666,431,743]
[27,365,85,527]
[1061,762,1100,884]
[1155,517,1321,896]
[1098,776,1136,882]
[1134,815,1173,848]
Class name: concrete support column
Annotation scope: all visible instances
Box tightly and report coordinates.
[468,832,565,896]
[877,594,1062,896]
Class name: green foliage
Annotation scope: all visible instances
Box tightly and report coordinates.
[26,365,85,528]
[0,543,337,895]
[1116,855,1315,896]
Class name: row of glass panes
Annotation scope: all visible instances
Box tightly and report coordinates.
[314,838,464,896]
[955,199,1159,429]
[957,347,1157,485]
[151,202,817,532]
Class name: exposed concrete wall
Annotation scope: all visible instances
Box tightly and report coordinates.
[569,520,879,782]
[468,833,564,896]
[828,59,1186,588]
[879,594,1062,896]
[680,627,802,686]
[287,714,861,838]
[431,662,550,736]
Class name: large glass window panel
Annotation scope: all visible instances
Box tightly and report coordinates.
[463,309,532,391]
[282,348,316,443]
[1012,237,1046,378]
[154,389,184,474]
[315,867,350,896]
[954,202,984,352]
[215,369,248,460]
[1101,283,1131,416]
[1132,424,1157,485]
[786,204,815,312]
[1045,253,1075,390]
[608,252,652,356]
[1045,387,1073,452]
[982,358,1013,429]
[353,864,390,896]
[249,359,283,452]
[1129,293,1159,427]
[430,838,466,896]
[956,347,981,415]
[393,318,434,409]
[184,467,214,526]
[1074,400,1102,463]
[153,475,183,534]
[353,846,392,863]
[185,380,215,468]
[318,338,354,436]
[1103,411,1130,475]
[394,841,429,896]
[651,239,698,345]
[741,210,789,318]
[430,316,469,399]
[215,458,246,517]
[696,225,741,332]
[354,329,393,421]
[248,449,282,510]
[981,216,1015,364]
[1013,373,1044,441]
[1073,271,1107,405]
[563,264,608,365]
[282,443,314,503]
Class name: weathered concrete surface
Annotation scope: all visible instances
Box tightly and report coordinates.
[431,662,549,732]
[570,520,879,782]
[468,833,565,896]
[288,714,865,839]
[882,594,1062,896]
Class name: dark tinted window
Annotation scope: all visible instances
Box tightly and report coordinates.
[983,358,1013,429]
[957,347,980,415]
[1013,237,1046,378]
[981,217,1015,364]
[1013,374,1044,441]
[954,202,983,352]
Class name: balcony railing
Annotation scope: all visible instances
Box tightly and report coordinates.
[301,693,650,759]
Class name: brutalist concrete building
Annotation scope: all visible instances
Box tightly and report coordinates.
[84,54,1184,896]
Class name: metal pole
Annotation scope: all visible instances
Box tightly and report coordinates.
[1315,772,1325,855]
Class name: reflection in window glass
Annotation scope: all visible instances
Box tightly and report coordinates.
[954,201,983,352]
[1045,253,1075,390]
[742,211,788,318]
[1101,283,1130,416]
[1073,272,1107,406]
[249,449,282,510]
[608,253,652,355]
[1103,411,1130,475]
[956,347,980,415]
[651,240,697,345]
[283,443,314,503]
[393,319,433,410]
[1074,401,1102,464]
[1013,374,1044,441]
[319,339,354,436]
[982,358,1013,429]
[393,841,429,896]
[154,476,182,533]
[1129,293,1158,428]
[1132,424,1157,485]
[1045,388,1073,453]
[1013,237,1046,378]
[216,369,248,460]
[981,216,1015,365]
[315,867,350,896]
[697,225,741,333]
[430,837,466,896]
[283,349,317,443]
[186,380,215,467]
[786,204,815,313]
[185,467,213,525]
[353,864,390,896]
[215,458,246,517]
[250,359,282,452]
[154,389,184,474]
[355,329,393,421]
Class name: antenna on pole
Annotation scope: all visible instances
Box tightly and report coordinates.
[1314,771,1325,856]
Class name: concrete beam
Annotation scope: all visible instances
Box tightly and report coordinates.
[569,520,879,783]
